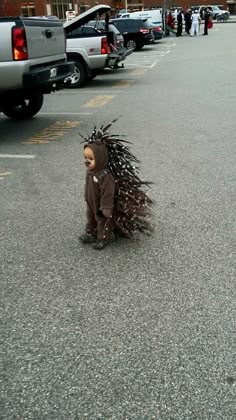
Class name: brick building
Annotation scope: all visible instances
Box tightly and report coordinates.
[0,0,231,21]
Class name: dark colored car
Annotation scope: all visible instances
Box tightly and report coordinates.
[111,18,155,51]
[146,22,163,41]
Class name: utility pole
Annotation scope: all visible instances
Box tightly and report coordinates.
[163,0,167,36]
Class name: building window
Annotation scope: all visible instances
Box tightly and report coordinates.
[53,0,75,20]
[21,5,36,17]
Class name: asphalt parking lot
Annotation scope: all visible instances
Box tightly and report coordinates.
[1,24,236,419]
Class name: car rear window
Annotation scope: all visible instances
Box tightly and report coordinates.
[142,20,152,29]
[112,20,128,31]
[127,20,140,30]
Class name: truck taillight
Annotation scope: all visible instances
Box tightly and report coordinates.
[12,27,28,60]
[101,37,109,54]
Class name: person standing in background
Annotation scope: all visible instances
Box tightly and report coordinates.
[203,8,211,35]
[176,9,183,37]
[184,9,192,35]
[191,9,200,36]
[166,10,175,36]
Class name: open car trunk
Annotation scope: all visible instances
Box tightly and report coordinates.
[64,5,111,34]
[64,5,133,68]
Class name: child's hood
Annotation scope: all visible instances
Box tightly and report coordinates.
[85,142,109,173]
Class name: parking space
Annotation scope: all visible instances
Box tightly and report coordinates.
[39,40,176,115]
[1,21,236,419]
[0,38,176,164]
[0,153,36,182]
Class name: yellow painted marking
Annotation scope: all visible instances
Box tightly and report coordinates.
[24,140,50,144]
[23,121,81,144]
[83,95,114,108]
[0,172,13,176]
[130,69,147,76]
[113,80,134,88]
[0,171,13,180]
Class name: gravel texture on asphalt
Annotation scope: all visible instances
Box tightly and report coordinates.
[1,24,235,419]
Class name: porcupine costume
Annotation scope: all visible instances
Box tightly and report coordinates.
[79,119,153,250]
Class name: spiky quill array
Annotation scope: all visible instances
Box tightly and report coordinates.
[80,119,154,238]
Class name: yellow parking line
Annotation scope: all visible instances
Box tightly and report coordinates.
[0,171,13,180]
[83,95,114,108]
[130,69,147,76]
[25,140,50,144]
[113,80,134,88]
[23,121,81,144]
[0,172,13,176]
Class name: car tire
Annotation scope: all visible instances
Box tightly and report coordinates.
[66,60,87,88]
[1,92,44,120]
[126,39,137,51]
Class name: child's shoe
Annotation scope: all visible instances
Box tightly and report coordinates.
[79,232,96,244]
[93,239,108,250]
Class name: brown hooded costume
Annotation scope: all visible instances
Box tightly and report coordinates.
[84,142,116,241]
[80,120,153,249]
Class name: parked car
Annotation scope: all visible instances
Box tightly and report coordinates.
[114,9,163,41]
[147,22,163,40]
[64,5,131,88]
[116,9,162,27]
[198,5,230,20]
[0,16,73,119]
[111,18,155,51]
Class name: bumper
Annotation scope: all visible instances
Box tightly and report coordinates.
[23,62,75,91]
[144,35,155,45]
[153,32,163,40]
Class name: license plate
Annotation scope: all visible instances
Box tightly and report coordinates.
[50,67,57,78]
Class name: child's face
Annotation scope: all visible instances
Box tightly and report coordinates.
[84,146,95,170]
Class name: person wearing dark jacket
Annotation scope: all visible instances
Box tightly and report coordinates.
[184,9,192,35]
[176,10,183,37]
[203,8,211,35]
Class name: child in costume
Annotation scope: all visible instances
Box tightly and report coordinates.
[79,120,153,250]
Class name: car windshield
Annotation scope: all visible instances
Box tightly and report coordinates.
[212,6,221,11]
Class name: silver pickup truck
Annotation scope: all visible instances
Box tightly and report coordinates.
[0,16,74,119]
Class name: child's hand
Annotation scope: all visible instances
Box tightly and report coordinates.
[102,208,113,218]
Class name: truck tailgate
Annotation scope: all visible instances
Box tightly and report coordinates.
[23,18,65,59]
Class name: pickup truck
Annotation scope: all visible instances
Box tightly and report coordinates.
[0,16,74,119]
[64,5,132,88]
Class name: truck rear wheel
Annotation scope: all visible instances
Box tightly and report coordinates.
[2,93,44,120]
[66,60,87,88]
